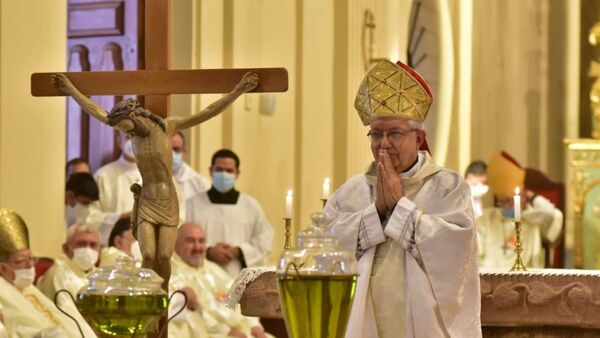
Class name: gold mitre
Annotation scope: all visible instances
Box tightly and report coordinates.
[487,151,525,198]
[354,59,433,126]
[0,208,30,260]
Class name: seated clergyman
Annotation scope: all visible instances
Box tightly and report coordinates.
[169,223,268,338]
[37,224,101,300]
[0,208,96,337]
[478,151,563,268]
[100,218,136,267]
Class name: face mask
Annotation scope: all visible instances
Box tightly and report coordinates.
[72,247,98,271]
[122,139,136,159]
[13,267,35,289]
[470,183,489,198]
[65,203,89,227]
[212,171,236,193]
[501,208,515,219]
[172,151,183,172]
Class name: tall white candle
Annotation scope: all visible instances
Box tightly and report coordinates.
[285,189,293,219]
[514,187,521,222]
[322,177,330,200]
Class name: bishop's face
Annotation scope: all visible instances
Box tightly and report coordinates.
[0,249,35,283]
[369,117,425,173]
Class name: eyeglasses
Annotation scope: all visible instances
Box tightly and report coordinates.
[9,256,38,267]
[367,128,417,143]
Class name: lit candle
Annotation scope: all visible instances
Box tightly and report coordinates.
[514,187,521,222]
[285,189,293,219]
[322,177,330,200]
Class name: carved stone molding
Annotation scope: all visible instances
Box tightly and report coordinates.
[481,269,600,328]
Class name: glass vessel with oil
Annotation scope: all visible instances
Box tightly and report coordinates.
[75,256,168,337]
[277,212,358,338]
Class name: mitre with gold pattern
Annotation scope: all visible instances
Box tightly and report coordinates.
[487,151,525,198]
[354,59,433,125]
[0,208,30,260]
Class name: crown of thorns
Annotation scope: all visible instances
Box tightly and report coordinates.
[107,98,165,131]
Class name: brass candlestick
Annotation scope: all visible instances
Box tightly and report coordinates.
[283,218,293,249]
[320,198,328,209]
[510,220,527,271]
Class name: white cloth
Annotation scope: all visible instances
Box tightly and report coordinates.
[36,254,89,303]
[477,195,563,268]
[0,276,96,337]
[173,162,211,221]
[169,254,262,337]
[324,151,481,338]
[86,156,141,245]
[186,192,274,277]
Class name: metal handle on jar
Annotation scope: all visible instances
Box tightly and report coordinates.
[53,289,84,338]
[284,262,302,279]
[157,290,188,337]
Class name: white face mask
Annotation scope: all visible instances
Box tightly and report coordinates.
[65,203,89,227]
[122,138,136,159]
[172,151,183,172]
[470,183,489,199]
[13,267,35,289]
[72,247,98,271]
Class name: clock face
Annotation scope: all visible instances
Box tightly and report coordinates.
[407,0,454,166]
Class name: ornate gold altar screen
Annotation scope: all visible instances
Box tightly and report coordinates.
[564,140,600,268]
[564,21,600,269]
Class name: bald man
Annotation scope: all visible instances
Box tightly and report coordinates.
[169,223,267,338]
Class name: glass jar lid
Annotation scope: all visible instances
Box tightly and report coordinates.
[277,212,357,276]
[82,256,165,296]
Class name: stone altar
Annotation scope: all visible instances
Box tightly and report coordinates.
[234,268,600,337]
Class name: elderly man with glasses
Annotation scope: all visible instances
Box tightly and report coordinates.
[37,224,101,302]
[323,60,481,338]
[0,209,96,337]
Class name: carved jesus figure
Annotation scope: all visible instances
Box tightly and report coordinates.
[52,72,258,288]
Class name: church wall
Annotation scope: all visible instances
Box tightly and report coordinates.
[471,1,531,167]
[229,0,298,260]
[297,0,334,229]
[0,1,67,258]
[471,0,571,182]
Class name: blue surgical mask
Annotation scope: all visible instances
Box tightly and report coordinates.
[172,151,183,172]
[501,208,515,219]
[212,171,236,193]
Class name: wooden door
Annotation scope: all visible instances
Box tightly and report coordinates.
[66,0,141,172]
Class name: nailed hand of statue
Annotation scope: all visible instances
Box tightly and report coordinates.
[235,71,259,93]
[51,73,75,95]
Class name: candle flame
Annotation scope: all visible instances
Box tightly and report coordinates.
[324,177,330,184]
[515,187,520,195]
[287,189,293,197]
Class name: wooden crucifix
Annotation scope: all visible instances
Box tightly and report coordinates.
[31,1,287,336]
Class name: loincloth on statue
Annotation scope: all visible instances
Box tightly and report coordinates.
[131,184,179,230]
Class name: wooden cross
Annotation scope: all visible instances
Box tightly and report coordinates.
[30,1,287,337]
[31,0,288,118]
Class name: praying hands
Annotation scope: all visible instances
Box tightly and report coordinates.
[375,149,405,216]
